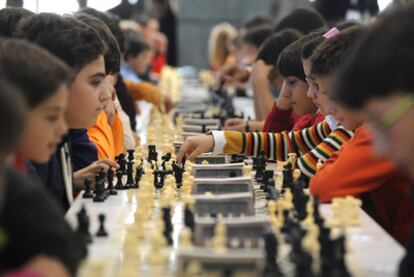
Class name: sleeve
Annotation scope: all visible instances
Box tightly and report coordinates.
[297,127,354,177]
[218,121,332,161]
[124,80,163,106]
[310,129,397,202]
[111,111,126,156]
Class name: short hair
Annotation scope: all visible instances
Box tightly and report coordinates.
[75,13,121,74]
[0,75,26,156]
[123,29,150,60]
[242,14,273,30]
[310,26,366,77]
[277,30,327,81]
[333,5,414,110]
[78,7,125,53]
[256,29,302,66]
[242,25,273,48]
[274,8,326,35]
[335,20,364,31]
[0,38,71,109]
[0,7,33,37]
[300,29,328,60]
[15,13,106,73]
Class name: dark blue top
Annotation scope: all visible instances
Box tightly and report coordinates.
[68,129,98,172]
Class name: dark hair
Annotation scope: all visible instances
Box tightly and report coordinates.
[77,7,125,53]
[300,29,328,60]
[15,13,106,73]
[310,26,365,77]
[0,7,33,37]
[277,31,324,81]
[0,75,26,155]
[335,20,364,31]
[75,13,121,74]
[123,29,151,60]
[256,29,302,66]
[242,25,273,48]
[242,14,273,30]
[274,8,326,35]
[0,38,71,109]
[334,6,414,110]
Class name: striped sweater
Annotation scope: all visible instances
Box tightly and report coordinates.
[212,120,353,177]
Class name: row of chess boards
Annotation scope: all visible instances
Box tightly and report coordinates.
[65,77,404,277]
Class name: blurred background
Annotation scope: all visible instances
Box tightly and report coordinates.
[2,0,395,69]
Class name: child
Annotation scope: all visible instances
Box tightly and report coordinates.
[225,29,302,130]
[239,25,273,65]
[178,29,353,177]
[0,7,33,36]
[0,76,85,276]
[306,27,413,246]
[0,39,69,169]
[330,6,414,274]
[16,13,118,209]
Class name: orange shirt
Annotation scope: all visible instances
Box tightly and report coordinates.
[310,125,413,245]
[88,111,125,160]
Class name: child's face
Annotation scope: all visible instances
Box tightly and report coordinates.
[303,58,330,115]
[65,56,106,128]
[129,49,152,76]
[18,85,68,162]
[285,76,316,116]
[327,101,363,130]
[363,94,414,178]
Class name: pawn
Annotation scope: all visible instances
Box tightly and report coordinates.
[115,170,126,190]
[76,205,92,244]
[107,167,117,195]
[179,227,193,248]
[212,219,227,252]
[83,179,93,198]
[96,214,108,237]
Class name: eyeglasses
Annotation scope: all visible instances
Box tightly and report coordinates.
[375,94,414,133]
[305,77,320,93]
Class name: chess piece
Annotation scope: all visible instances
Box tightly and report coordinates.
[107,167,117,195]
[162,207,173,245]
[134,163,144,188]
[83,179,93,198]
[212,219,227,252]
[201,159,209,165]
[179,227,193,248]
[184,204,195,232]
[115,170,126,190]
[148,145,158,163]
[161,152,172,169]
[116,153,127,175]
[126,160,134,189]
[262,231,281,277]
[316,159,323,171]
[172,158,185,189]
[282,163,293,190]
[93,173,106,202]
[255,151,267,182]
[76,205,92,244]
[96,214,108,237]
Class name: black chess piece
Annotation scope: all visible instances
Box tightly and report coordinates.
[262,231,281,277]
[107,167,117,195]
[255,151,267,182]
[148,145,158,163]
[184,204,195,232]
[153,169,170,189]
[125,160,134,189]
[172,161,184,189]
[290,235,314,277]
[134,162,144,188]
[96,214,108,237]
[115,170,126,190]
[162,206,173,245]
[116,153,127,175]
[83,179,93,198]
[161,152,172,169]
[93,172,106,202]
[76,205,93,244]
[281,164,293,192]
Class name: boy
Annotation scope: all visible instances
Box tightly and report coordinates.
[308,27,413,245]
[16,13,118,209]
[331,5,414,275]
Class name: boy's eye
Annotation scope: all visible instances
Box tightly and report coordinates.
[46,115,59,122]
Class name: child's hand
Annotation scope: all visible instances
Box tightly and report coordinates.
[74,158,120,186]
[276,81,292,111]
[177,135,215,162]
[224,118,247,131]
